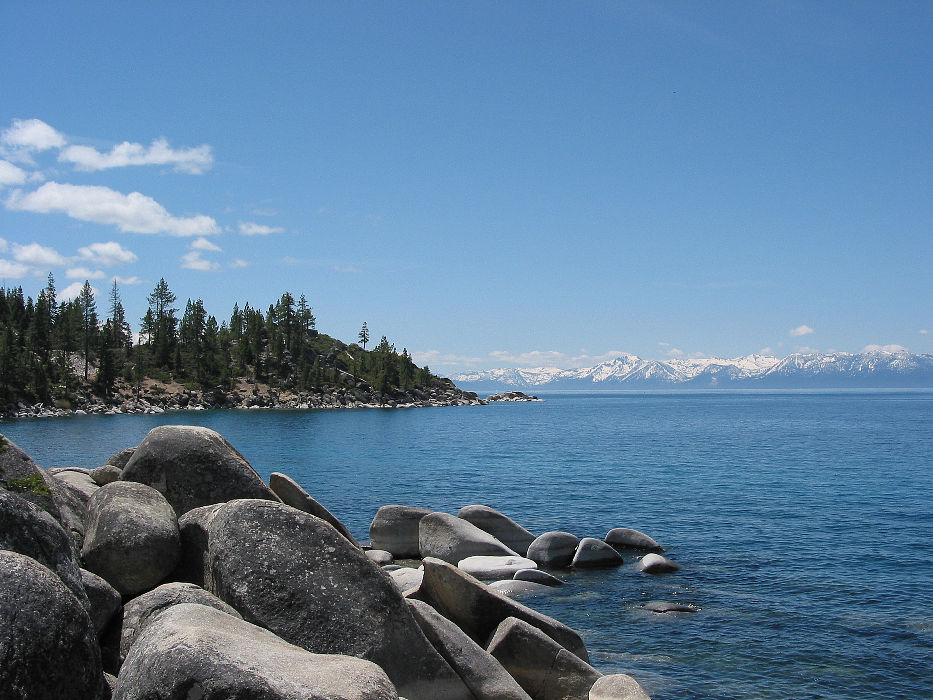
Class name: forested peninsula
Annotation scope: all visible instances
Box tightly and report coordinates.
[0,275,482,417]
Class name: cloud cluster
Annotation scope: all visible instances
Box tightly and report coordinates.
[789,324,815,337]
[0,239,138,282]
[60,138,213,174]
[239,221,283,236]
[1,118,66,160]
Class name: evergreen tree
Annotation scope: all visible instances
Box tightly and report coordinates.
[77,281,98,381]
[358,322,370,350]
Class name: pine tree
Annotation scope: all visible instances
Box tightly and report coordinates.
[358,322,369,350]
[77,281,98,381]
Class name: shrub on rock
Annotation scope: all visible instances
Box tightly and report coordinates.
[114,603,398,700]
[121,425,280,516]
[269,471,359,546]
[370,504,433,557]
[526,531,579,569]
[571,537,623,568]
[457,504,536,556]
[205,499,472,700]
[419,557,588,661]
[0,550,105,700]
[487,616,602,700]
[81,481,180,595]
[419,511,518,563]
[408,598,532,700]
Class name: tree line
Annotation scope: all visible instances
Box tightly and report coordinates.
[0,275,437,407]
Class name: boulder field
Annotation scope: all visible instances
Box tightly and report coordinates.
[0,425,669,700]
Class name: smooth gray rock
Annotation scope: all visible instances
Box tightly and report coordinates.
[121,425,280,516]
[604,528,663,552]
[644,600,698,614]
[458,504,536,556]
[366,548,394,565]
[487,617,602,700]
[269,471,360,546]
[90,464,123,486]
[0,434,72,533]
[638,553,682,574]
[0,488,89,610]
[420,511,518,563]
[0,551,104,700]
[370,504,433,557]
[114,603,398,700]
[571,538,623,568]
[81,568,121,636]
[419,557,588,662]
[409,598,532,700]
[527,531,579,569]
[488,580,554,598]
[53,469,101,501]
[206,499,472,700]
[106,447,136,469]
[589,674,652,699]
[513,569,563,587]
[389,566,424,593]
[175,502,223,587]
[120,581,241,665]
[81,481,180,595]
[458,555,537,580]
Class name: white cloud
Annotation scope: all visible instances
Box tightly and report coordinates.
[0,259,30,278]
[411,349,484,368]
[12,241,68,267]
[190,236,221,252]
[113,275,143,285]
[239,221,284,236]
[0,238,6,253]
[920,329,929,335]
[488,349,569,367]
[59,138,213,174]
[0,160,28,187]
[180,250,219,271]
[1,118,66,153]
[862,344,909,355]
[58,281,98,302]
[66,266,106,280]
[7,182,219,236]
[229,259,248,268]
[789,324,815,337]
[77,241,138,267]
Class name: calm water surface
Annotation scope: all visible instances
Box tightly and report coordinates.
[3,391,931,700]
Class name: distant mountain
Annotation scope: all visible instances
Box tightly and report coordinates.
[452,350,933,391]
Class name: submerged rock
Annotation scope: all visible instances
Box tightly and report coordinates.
[638,553,681,574]
[644,600,698,614]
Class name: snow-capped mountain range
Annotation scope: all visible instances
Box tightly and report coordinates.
[452,349,933,391]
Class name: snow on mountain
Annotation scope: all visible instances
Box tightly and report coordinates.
[452,350,933,390]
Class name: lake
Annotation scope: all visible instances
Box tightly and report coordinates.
[3,391,931,700]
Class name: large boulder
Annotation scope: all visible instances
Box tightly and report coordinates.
[486,617,602,700]
[526,531,579,569]
[604,528,662,552]
[571,538,623,568]
[513,569,563,587]
[638,553,681,574]
[269,471,359,546]
[106,447,136,469]
[0,551,105,700]
[114,603,398,700]
[90,464,123,486]
[206,499,472,700]
[53,469,101,501]
[488,580,554,598]
[458,505,536,555]
[589,674,652,699]
[81,568,122,636]
[458,555,538,580]
[420,511,518,563]
[408,598,532,700]
[121,425,280,516]
[175,502,224,587]
[120,581,241,665]
[81,481,180,595]
[370,504,433,557]
[419,557,588,662]
[0,488,89,609]
[389,566,424,593]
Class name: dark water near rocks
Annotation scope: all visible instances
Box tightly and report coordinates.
[3,391,932,700]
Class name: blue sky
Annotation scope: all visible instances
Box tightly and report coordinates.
[1,2,930,373]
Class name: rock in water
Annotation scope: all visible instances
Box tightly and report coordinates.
[605,528,663,552]
[457,504,536,555]
[458,554,538,580]
[370,504,433,557]
[81,481,180,595]
[638,553,682,574]
[571,537,623,568]
[408,598,532,700]
[0,551,104,700]
[114,603,398,700]
[419,511,518,563]
[269,471,359,546]
[206,499,472,700]
[526,531,579,569]
[419,557,588,662]
[486,616,602,700]
[589,674,652,699]
[121,425,280,516]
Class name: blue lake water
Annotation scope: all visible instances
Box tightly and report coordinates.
[2,391,932,699]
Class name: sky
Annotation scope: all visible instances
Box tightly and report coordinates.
[1,2,930,374]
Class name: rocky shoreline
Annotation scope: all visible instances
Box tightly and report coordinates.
[0,426,674,699]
